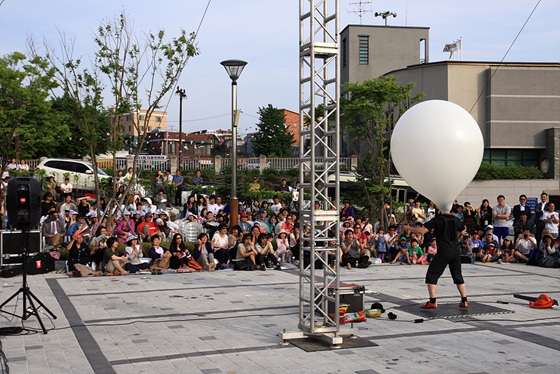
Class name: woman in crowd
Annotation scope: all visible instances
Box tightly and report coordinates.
[463,202,478,235]
[154,170,164,196]
[156,217,170,239]
[124,234,150,273]
[236,233,258,269]
[183,194,197,217]
[228,224,243,260]
[193,232,215,271]
[424,201,438,222]
[77,197,91,217]
[478,199,493,229]
[256,233,281,270]
[60,194,77,216]
[45,176,58,201]
[212,223,230,269]
[196,196,207,216]
[103,237,129,275]
[168,233,198,272]
[149,235,171,273]
[501,237,516,263]
[267,214,278,233]
[91,226,108,270]
[116,210,135,243]
[250,225,261,245]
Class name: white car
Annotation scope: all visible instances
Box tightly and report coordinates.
[35,158,111,191]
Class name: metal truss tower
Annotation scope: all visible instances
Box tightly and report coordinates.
[296,0,353,345]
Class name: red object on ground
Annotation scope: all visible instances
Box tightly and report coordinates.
[530,294,555,309]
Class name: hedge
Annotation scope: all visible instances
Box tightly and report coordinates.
[474,162,543,180]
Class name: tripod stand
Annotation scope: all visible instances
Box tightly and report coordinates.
[0,228,57,334]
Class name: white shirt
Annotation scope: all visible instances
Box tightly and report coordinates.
[517,237,537,255]
[61,182,73,193]
[271,203,282,214]
[542,211,559,233]
[207,203,220,215]
[164,175,173,183]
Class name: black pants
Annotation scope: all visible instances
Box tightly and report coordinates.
[425,248,464,285]
[125,262,150,272]
[215,248,231,265]
[341,254,369,267]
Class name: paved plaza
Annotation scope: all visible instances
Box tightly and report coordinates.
[0,262,559,374]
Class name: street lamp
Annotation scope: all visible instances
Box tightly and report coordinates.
[176,87,187,167]
[220,59,247,226]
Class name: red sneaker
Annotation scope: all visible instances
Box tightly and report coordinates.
[421,301,437,309]
[459,301,469,308]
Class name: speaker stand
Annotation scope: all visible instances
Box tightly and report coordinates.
[0,229,57,334]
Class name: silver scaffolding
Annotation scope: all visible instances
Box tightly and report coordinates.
[296,0,351,344]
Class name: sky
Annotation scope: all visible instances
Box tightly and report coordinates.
[1,0,559,135]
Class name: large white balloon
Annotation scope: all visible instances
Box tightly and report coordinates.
[391,100,484,213]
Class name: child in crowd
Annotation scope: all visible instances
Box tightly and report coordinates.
[408,238,424,264]
[391,237,411,264]
[376,228,387,262]
[425,238,437,264]
[276,230,292,263]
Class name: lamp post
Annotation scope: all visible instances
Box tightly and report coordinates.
[176,87,187,167]
[220,59,247,226]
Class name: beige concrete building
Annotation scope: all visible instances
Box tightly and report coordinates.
[118,110,168,141]
[388,61,560,177]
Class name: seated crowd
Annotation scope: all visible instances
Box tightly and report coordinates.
[3,165,560,276]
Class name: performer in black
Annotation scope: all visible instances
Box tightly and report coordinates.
[404,211,468,308]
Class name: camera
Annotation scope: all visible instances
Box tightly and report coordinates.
[524,234,528,239]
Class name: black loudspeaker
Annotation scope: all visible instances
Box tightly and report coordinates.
[6,177,42,229]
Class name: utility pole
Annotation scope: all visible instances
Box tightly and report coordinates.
[176,87,187,167]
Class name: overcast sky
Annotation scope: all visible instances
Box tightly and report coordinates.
[1,0,558,135]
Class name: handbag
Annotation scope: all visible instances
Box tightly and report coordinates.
[187,258,203,271]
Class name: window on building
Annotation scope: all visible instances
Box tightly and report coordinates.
[126,115,132,121]
[155,116,162,122]
[483,149,539,167]
[420,38,426,64]
[342,37,347,68]
[148,126,151,131]
[139,115,145,121]
[139,126,144,131]
[129,126,132,132]
[358,35,369,65]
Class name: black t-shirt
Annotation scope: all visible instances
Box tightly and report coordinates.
[424,214,465,253]
[41,200,57,216]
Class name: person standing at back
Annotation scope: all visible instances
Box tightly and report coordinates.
[492,195,511,244]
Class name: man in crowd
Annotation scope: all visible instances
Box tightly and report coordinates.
[60,177,73,199]
[42,210,65,249]
[191,169,203,185]
[492,195,511,244]
[513,194,532,224]
[514,228,538,262]
[173,170,183,206]
[542,202,559,238]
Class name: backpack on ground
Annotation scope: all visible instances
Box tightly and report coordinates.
[526,249,542,266]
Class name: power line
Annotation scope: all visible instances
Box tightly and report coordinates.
[469,0,542,114]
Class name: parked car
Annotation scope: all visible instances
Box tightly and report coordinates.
[35,158,111,191]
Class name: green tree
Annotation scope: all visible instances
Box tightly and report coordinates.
[252,104,295,157]
[97,12,198,226]
[50,95,112,159]
[341,75,424,229]
[0,52,64,166]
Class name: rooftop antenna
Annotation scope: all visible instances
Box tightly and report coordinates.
[349,1,372,25]
[374,11,397,26]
